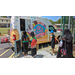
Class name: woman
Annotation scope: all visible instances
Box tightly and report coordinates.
[22,31,29,56]
[30,32,37,57]
[57,29,73,58]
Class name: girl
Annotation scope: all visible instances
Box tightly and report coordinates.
[30,32,37,57]
[22,31,29,56]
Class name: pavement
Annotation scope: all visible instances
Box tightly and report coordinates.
[0,34,59,58]
[0,34,9,38]
[17,45,59,58]
[0,35,14,58]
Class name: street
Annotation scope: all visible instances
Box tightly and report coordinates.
[0,35,14,58]
[0,34,59,58]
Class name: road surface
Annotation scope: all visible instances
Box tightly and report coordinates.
[0,35,14,58]
[0,34,58,58]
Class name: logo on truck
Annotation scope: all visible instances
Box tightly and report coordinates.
[33,24,45,38]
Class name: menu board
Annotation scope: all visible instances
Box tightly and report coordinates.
[15,39,21,53]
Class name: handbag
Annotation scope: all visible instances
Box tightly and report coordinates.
[60,41,67,56]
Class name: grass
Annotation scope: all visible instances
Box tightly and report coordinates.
[0,28,10,35]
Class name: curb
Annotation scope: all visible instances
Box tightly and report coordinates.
[0,34,9,38]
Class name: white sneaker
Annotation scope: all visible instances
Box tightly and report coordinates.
[50,52,55,56]
[30,56,33,58]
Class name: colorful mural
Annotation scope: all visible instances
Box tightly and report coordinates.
[27,17,48,38]
[34,24,45,38]
[32,20,48,38]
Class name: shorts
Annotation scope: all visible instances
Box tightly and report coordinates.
[51,42,55,49]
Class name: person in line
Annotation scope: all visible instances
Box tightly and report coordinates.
[21,31,29,56]
[30,32,37,57]
[57,29,73,58]
[50,30,59,55]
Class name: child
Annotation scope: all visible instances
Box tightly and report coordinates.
[22,31,29,56]
[30,32,37,57]
[50,30,59,55]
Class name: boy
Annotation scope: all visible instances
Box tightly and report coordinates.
[50,30,59,55]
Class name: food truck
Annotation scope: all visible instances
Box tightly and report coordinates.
[10,16,57,49]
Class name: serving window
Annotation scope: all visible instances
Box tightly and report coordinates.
[20,19,25,31]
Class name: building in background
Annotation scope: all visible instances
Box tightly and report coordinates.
[53,24,68,29]
[0,17,10,27]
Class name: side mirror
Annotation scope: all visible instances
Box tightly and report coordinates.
[49,25,56,32]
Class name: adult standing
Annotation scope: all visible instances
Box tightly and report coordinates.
[22,31,29,56]
[57,29,73,58]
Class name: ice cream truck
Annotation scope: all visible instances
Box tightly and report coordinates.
[10,16,57,49]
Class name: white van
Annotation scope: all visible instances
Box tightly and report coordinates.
[10,16,56,49]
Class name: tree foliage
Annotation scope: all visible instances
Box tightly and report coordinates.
[49,16,70,24]
[1,16,7,18]
[49,19,54,24]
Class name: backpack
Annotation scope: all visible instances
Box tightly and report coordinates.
[31,39,37,49]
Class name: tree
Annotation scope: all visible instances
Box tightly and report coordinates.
[49,19,54,24]
[54,16,69,24]
[1,16,7,18]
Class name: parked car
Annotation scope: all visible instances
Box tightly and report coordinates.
[56,29,63,32]
[8,29,10,35]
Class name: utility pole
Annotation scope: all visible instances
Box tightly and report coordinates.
[63,16,65,35]
[68,16,71,29]
[61,16,62,29]
[61,16,62,38]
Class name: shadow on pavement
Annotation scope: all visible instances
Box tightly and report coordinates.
[34,54,44,58]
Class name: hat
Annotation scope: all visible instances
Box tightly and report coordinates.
[50,30,54,33]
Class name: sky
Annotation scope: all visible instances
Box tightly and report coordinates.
[42,16,61,22]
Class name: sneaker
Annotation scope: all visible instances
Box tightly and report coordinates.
[30,56,33,58]
[50,52,55,56]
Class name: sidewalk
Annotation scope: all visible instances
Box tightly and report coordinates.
[0,34,9,38]
[17,45,59,58]
[9,44,75,58]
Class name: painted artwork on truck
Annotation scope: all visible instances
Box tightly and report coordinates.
[27,20,48,38]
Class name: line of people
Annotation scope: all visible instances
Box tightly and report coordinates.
[21,29,74,58]
[21,31,37,57]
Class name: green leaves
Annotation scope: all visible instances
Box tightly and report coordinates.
[49,19,54,24]
[49,16,70,24]
[1,16,7,18]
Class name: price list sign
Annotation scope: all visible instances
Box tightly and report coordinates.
[14,39,22,57]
